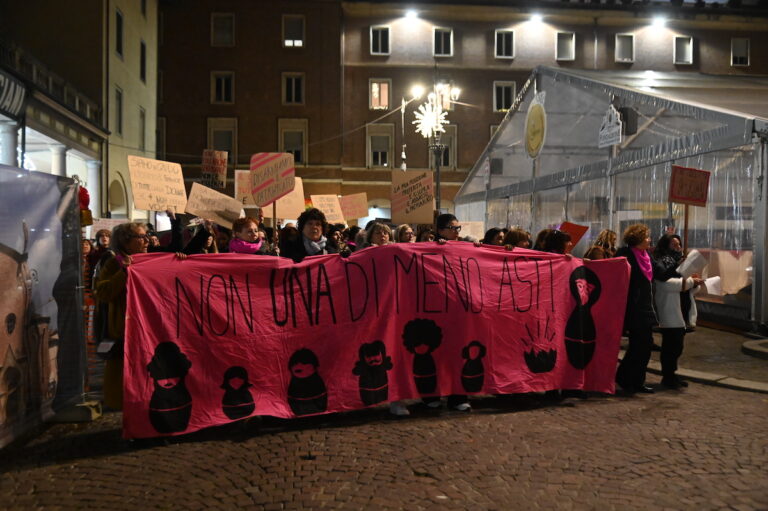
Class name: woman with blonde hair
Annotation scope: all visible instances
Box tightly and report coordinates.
[594,229,618,258]
[615,223,657,394]
[394,224,415,243]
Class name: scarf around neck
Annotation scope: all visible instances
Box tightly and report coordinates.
[303,235,327,256]
[631,246,653,281]
[229,237,263,254]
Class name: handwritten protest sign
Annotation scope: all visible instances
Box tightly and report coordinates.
[391,171,434,224]
[123,246,630,439]
[127,155,187,212]
[339,193,369,221]
[201,150,227,189]
[234,170,257,208]
[669,165,710,207]
[185,182,243,229]
[263,177,306,220]
[310,195,345,224]
[250,153,295,207]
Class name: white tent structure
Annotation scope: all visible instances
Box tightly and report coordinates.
[456,66,768,332]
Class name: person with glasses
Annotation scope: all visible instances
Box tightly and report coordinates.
[93,222,151,410]
[394,224,416,243]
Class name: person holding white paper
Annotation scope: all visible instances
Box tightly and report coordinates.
[652,234,704,389]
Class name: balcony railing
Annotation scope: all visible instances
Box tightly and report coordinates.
[0,39,102,126]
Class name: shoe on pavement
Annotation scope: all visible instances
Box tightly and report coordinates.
[661,378,680,389]
[425,400,442,409]
[389,401,410,416]
[637,385,655,394]
[452,403,471,412]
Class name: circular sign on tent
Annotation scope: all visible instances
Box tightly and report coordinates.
[525,93,547,159]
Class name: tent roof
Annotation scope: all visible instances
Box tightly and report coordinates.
[556,68,768,121]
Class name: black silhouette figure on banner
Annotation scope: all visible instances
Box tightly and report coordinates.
[352,340,393,406]
[460,341,487,393]
[287,348,327,416]
[522,318,558,373]
[220,366,255,420]
[564,266,602,369]
[147,342,193,433]
[402,319,442,395]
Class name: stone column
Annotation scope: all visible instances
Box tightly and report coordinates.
[49,144,68,176]
[86,160,102,217]
[0,120,19,167]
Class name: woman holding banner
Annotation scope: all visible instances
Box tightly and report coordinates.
[94,222,150,410]
[229,217,270,255]
[615,224,657,394]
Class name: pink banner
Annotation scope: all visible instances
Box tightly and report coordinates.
[123,244,629,439]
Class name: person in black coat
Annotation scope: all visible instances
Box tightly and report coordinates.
[615,224,657,394]
[280,208,340,263]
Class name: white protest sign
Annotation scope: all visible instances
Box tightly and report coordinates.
[310,195,345,225]
[127,155,187,212]
[185,182,244,229]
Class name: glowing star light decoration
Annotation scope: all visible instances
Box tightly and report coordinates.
[413,93,448,139]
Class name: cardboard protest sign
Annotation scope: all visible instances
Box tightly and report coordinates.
[669,165,711,207]
[310,194,345,225]
[123,246,630,439]
[234,170,257,208]
[127,155,187,212]
[185,182,243,229]
[339,193,369,221]
[250,153,295,207]
[391,171,434,224]
[201,150,227,189]
[263,177,306,220]
[558,222,589,252]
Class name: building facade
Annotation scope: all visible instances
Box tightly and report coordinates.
[158,0,768,222]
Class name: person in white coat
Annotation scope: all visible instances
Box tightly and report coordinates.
[652,234,704,389]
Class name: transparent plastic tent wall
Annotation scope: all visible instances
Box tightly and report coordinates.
[456,67,767,330]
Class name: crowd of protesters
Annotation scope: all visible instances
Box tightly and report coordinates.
[84,207,701,416]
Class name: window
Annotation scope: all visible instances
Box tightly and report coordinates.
[140,41,147,82]
[366,124,394,168]
[495,30,514,59]
[211,71,234,104]
[283,15,304,47]
[282,73,304,105]
[115,9,124,57]
[674,36,693,65]
[731,38,750,67]
[139,107,146,151]
[278,119,308,165]
[615,34,634,63]
[493,81,516,112]
[207,118,237,164]
[369,79,390,110]
[211,13,235,47]
[370,26,390,55]
[439,125,457,169]
[115,87,123,136]
[156,117,166,160]
[556,32,575,61]
[141,0,146,17]
[434,28,453,57]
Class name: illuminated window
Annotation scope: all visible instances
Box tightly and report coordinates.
[369,79,390,110]
[434,28,453,57]
[731,38,749,67]
[371,26,390,55]
[493,81,515,112]
[495,30,514,59]
[283,15,304,47]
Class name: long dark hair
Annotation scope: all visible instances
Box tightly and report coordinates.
[653,233,682,259]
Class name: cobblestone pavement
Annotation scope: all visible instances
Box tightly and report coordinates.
[2,373,767,510]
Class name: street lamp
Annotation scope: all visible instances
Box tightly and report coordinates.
[412,82,460,212]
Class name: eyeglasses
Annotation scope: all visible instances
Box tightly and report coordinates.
[128,234,150,241]
[446,225,462,232]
